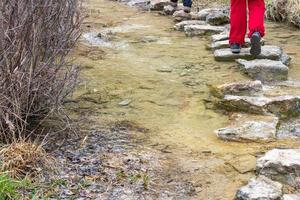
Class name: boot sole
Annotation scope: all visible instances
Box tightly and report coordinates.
[231,49,241,54]
[250,34,261,56]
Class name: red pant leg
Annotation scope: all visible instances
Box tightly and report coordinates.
[248,0,266,38]
[229,0,247,45]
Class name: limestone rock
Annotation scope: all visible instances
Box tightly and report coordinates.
[212,32,229,42]
[127,0,150,10]
[257,149,300,188]
[184,24,225,37]
[277,118,300,139]
[283,194,300,200]
[218,95,300,117]
[163,5,176,15]
[208,80,263,98]
[173,10,191,22]
[150,0,171,10]
[281,53,292,66]
[235,176,282,200]
[216,113,278,142]
[214,45,283,62]
[237,59,288,82]
[206,10,229,25]
[174,20,206,31]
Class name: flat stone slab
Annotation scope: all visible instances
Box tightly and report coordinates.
[208,80,263,98]
[174,20,206,31]
[257,149,300,188]
[216,113,278,142]
[184,24,225,37]
[206,10,229,25]
[237,59,288,82]
[217,95,300,117]
[212,32,229,42]
[283,194,300,200]
[150,0,171,10]
[235,176,282,200]
[214,45,283,61]
[127,0,150,9]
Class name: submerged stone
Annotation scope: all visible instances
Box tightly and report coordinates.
[214,45,283,61]
[208,80,263,98]
[235,176,282,200]
[150,0,171,10]
[216,113,278,142]
[174,20,206,31]
[257,149,300,188]
[237,59,288,82]
[184,24,225,37]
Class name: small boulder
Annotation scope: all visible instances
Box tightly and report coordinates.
[173,10,191,22]
[216,113,278,142]
[235,176,282,200]
[150,0,171,10]
[127,0,150,10]
[257,149,300,188]
[163,5,176,15]
[206,11,229,25]
[214,45,283,62]
[237,59,288,82]
[174,20,206,31]
[280,53,292,66]
[184,24,225,37]
[283,194,300,200]
[208,80,263,98]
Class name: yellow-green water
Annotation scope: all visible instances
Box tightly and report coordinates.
[69,0,300,198]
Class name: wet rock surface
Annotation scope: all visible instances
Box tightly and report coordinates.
[237,59,288,82]
[214,45,283,61]
[283,194,300,200]
[256,149,300,188]
[209,80,263,98]
[184,24,225,37]
[216,113,278,142]
[174,20,206,31]
[235,176,283,200]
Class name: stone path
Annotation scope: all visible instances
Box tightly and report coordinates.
[102,0,300,198]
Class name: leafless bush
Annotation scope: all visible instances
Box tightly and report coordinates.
[0,0,82,142]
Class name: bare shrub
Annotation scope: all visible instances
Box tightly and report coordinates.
[266,0,300,27]
[0,0,82,142]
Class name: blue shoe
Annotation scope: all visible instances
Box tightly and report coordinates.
[230,43,241,54]
[250,32,261,56]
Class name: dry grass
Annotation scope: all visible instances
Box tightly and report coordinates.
[0,141,54,179]
[266,0,300,27]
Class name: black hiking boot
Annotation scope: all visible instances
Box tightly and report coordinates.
[230,43,241,54]
[250,32,261,56]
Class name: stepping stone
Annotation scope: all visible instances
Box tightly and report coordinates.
[174,20,206,31]
[212,31,229,42]
[193,8,229,21]
[257,149,300,188]
[277,118,300,139]
[206,10,229,25]
[163,5,176,15]
[127,0,150,10]
[235,176,282,200]
[216,113,278,142]
[217,95,300,117]
[207,38,265,50]
[208,80,263,98]
[173,10,191,22]
[184,24,225,37]
[214,45,283,62]
[150,0,171,10]
[237,59,288,82]
[283,194,300,200]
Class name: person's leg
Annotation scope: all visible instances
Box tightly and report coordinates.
[229,0,247,45]
[248,0,265,38]
[183,0,192,8]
